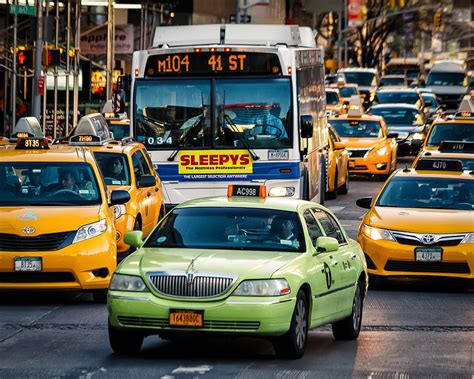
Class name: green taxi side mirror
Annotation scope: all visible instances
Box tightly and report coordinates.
[124,231,144,248]
[315,236,339,254]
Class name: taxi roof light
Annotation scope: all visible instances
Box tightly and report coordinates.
[346,95,364,118]
[15,137,49,150]
[11,117,44,140]
[70,113,114,146]
[439,141,474,154]
[415,159,464,172]
[456,95,474,115]
[227,184,266,199]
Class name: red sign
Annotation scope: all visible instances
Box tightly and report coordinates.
[348,0,363,27]
[37,76,45,95]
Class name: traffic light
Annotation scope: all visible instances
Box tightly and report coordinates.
[17,49,34,68]
[434,11,442,28]
[43,48,61,67]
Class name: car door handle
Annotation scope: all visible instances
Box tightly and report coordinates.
[155,187,159,192]
[147,192,151,197]
[351,253,357,260]
[331,260,338,267]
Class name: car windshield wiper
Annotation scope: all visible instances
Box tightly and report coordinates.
[223,114,260,161]
[167,115,205,162]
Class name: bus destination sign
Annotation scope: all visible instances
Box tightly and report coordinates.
[145,52,282,77]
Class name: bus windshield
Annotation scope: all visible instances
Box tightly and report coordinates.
[135,77,293,150]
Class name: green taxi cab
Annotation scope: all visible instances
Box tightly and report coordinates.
[107,185,368,358]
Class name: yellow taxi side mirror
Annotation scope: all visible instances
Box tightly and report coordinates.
[334,142,346,150]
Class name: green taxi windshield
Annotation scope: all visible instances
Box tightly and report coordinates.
[0,162,101,206]
[376,177,474,210]
[426,123,474,146]
[145,207,305,252]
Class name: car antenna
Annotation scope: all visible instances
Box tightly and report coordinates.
[402,164,410,173]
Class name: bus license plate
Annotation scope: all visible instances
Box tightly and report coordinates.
[14,257,42,272]
[169,310,203,327]
[415,248,442,262]
[268,150,289,160]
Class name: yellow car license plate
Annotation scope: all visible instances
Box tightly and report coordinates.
[169,310,203,327]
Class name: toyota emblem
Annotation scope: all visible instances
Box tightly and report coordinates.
[22,226,36,235]
[421,234,435,244]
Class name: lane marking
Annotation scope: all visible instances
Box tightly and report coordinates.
[328,206,345,213]
[171,365,212,375]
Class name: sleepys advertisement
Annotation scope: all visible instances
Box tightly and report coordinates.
[178,150,253,175]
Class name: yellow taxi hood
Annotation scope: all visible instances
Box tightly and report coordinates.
[0,206,102,236]
[366,206,474,234]
[340,137,384,149]
[132,248,298,280]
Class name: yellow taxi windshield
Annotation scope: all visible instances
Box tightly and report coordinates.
[426,123,474,146]
[376,177,474,211]
[0,162,101,206]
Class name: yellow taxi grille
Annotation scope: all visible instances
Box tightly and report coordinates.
[0,232,74,251]
[385,260,470,274]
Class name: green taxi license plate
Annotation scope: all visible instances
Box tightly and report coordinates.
[169,310,203,327]
[415,248,442,262]
[14,257,42,272]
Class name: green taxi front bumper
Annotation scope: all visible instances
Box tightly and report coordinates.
[108,291,295,336]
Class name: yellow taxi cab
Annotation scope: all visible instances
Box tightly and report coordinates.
[330,77,361,108]
[103,111,131,140]
[326,88,345,116]
[0,135,130,301]
[69,114,164,258]
[412,141,474,171]
[328,96,397,179]
[356,158,473,282]
[326,125,349,199]
[421,98,474,154]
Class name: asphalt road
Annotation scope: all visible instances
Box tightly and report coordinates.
[1,160,473,378]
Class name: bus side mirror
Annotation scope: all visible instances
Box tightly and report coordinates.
[301,115,313,138]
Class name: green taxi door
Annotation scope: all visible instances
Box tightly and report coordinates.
[312,208,358,313]
[302,209,341,325]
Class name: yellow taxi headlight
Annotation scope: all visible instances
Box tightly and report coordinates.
[109,274,149,292]
[72,219,107,244]
[371,146,388,157]
[461,233,474,244]
[361,224,395,241]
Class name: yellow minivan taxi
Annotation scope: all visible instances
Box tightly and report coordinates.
[0,137,130,301]
[326,125,349,199]
[357,159,473,282]
[70,114,165,258]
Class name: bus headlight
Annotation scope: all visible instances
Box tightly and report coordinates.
[269,187,295,197]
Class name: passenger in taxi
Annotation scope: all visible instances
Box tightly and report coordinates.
[26,170,46,196]
[0,168,14,197]
[109,158,125,180]
[77,168,94,192]
[271,217,297,241]
[57,169,79,193]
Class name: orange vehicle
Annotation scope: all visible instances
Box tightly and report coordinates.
[328,97,398,179]
[326,125,349,199]
[325,88,345,116]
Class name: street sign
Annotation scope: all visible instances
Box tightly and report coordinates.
[9,4,35,16]
[229,14,252,23]
[37,76,45,96]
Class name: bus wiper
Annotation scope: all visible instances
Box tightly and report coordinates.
[167,115,205,162]
[224,114,260,161]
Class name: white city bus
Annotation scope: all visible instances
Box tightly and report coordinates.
[130,24,328,208]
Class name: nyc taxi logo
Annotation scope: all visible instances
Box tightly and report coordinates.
[17,212,38,222]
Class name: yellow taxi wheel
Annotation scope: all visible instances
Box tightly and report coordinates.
[327,171,337,200]
[337,168,349,195]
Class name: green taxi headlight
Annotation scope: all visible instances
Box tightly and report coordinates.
[461,233,474,244]
[109,274,149,292]
[72,219,107,244]
[233,279,290,296]
[361,224,395,241]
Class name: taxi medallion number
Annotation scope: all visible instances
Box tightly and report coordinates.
[169,310,203,327]
[14,257,42,272]
[415,248,442,262]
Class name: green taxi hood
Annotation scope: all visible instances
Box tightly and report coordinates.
[119,248,300,280]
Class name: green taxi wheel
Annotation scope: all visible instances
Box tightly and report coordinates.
[272,290,308,359]
[108,321,144,354]
[332,280,363,340]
